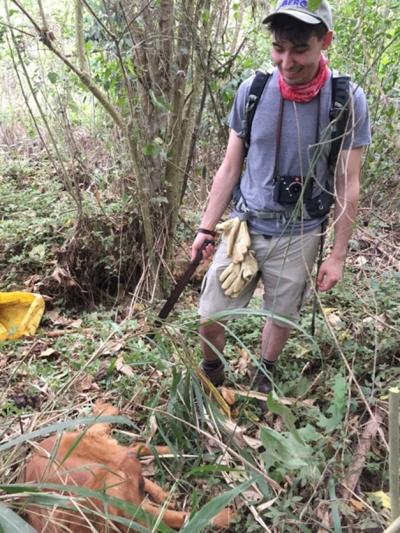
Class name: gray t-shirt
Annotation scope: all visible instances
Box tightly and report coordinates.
[229,68,371,236]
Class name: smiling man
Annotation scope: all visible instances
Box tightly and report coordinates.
[191,0,371,400]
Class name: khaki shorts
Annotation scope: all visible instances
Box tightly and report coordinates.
[199,229,321,326]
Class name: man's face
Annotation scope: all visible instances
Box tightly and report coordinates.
[271,32,332,85]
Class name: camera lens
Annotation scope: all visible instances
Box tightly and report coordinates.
[288,182,302,197]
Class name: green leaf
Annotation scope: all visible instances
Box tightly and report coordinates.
[318,375,347,433]
[0,502,36,533]
[181,477,254,533]
[298,424,322,443]
[328,478,342,533]
[308,0,322,10]
[28,243,46,261]
[149,90,171,113]
[47,72,58,84]
[260,428,311,470]
[185,464,234,478]
[267,391,303,443]
[143,143,161,156]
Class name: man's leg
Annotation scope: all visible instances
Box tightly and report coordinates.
[200,321,225,362]
[198,236,259,386]
[199,321,226,386]
[253,320,291,394]
[261,320,291,362]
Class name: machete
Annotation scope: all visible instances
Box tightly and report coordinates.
[155,239,214,326]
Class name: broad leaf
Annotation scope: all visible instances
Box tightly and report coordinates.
[267,391,303,443]
[261,428,312,470]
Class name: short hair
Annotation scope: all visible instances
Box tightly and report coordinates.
[266,14,328,44]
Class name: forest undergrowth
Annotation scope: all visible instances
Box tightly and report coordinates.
[0,146,399,532]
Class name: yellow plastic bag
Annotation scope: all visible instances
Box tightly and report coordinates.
[0,292,45,341]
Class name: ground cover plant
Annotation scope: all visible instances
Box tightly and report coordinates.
[0,151,398,530]
[1,0,400,531]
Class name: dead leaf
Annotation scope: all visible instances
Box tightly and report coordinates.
[242,488,263,504]
[355,255,368,267]
[74,374,100,392]
[220,387,236,406]
[39,347,57,358]
[237,349,250,374]
[116,355,134,376]
[221,387,314,408]
[46,309,71,326]
[257,497,279,512]
[69,319,83,329]
[148,414,158,441]
[51,265,77,286]
[349,499,365,512]
[327,312,345,330]
[103,341,124,356]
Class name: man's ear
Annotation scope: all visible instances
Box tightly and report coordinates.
[322,31,334,49]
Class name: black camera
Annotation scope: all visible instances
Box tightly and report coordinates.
[274,175,312,205]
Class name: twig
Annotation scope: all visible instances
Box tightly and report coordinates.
[384,515,400,533]
[340,410,383,500]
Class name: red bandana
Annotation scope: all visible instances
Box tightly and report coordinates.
[279,55,329,103]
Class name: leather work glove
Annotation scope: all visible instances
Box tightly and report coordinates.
[216,218,241,257]
[216,218,258,297]
[219,250,258,297]
[216,218,251,262]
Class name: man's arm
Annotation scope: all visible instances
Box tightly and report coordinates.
[191,130,245,261]
[317,147,362,292]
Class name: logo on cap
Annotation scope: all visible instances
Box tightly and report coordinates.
[280,0,308,7]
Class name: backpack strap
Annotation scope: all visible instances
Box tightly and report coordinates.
[242,71,272,156]
[328,72,351,173]
[235,71,351,220]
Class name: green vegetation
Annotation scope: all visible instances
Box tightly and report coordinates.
[0,0,399,531]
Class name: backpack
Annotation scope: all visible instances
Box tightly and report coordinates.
[240,70,351,218]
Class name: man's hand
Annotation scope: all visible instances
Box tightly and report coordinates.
[191,232,215,262]
[317,255,345,292]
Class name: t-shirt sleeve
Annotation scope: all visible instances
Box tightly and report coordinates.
[342,84,371,149]
[228,76,254,135]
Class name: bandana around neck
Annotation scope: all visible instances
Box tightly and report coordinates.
[279,55,329,103]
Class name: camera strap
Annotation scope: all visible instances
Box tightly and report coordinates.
[273,94,321,180]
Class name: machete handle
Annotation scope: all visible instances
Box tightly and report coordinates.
[193,238,215,266]
[155,238,216,325]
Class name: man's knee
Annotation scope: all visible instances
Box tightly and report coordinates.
[200,320,225,339]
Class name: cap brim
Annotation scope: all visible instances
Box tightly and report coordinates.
[263,9,322,25]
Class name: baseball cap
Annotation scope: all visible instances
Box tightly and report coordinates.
[263,0,333,31]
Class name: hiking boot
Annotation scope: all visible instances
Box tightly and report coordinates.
[201,360,225,387]
[253,371,273,395]
[251,360,275,413]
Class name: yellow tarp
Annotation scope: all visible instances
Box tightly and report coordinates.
[0,292,45,341]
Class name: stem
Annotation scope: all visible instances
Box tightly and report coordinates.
[75,0,87,72]
[389,387,400,522]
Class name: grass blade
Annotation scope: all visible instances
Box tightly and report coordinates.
[0,484,174,533]
[0,502,36,533]
[181,477,255,533]
[0,415,135,452]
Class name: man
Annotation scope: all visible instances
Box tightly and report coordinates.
[191,0,371,394]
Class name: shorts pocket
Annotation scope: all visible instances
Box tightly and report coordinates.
[199,273,208,296]
[297,281,312,312]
